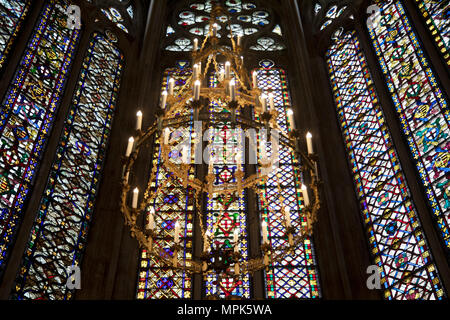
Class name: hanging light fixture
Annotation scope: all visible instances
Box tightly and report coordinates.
[120,2,321,285]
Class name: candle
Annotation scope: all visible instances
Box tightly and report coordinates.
[194,80,201,100]
[301,184,310,207]
[204,230,211,252]
[237,35,241,47]
[168,78,175,95]
[161,90,168,109]
[261,220,268,244]
[212,23,218,37]
[252,71,258,88]
[287,109,295,130]
[147,207,155,231]
[125,137,134,157]
[132,187,139,209]
[225,61,231,79]
[193,38,198,51]
[136,110,143,131]
[193,64,199,79]
[182,146,189,164]
[284,207,291,228]
[164,127,170,144]
[260,94,267,113]
[229,79,236,101]
[268,93,274,109]
[174,221,180,244]
[219,69,225,82]
[306,132,314,155]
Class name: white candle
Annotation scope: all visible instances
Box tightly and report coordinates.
[161,90,168,109]
[212,23,218,36]
[237,35,241,46]
[174,221,180,244]
[168,78,175,95]
[229,79,236,101]
[164,127,170,144]
[193,64,199,79]
[182,146,189,164]
[252,71,258,88]
[268,93,274,109]
[132,187,139,209]
[287,109,295,130]
[125,137,134,157]
[261,220,268,244]
[136,111,143,131]
[233,228,239,253]
[193,38,198,51]
[225,61,231,79]
[284,207,291,228]
[194,80,201,100]
[147,208,155,231]
[306,132,314,155]
[204,230,211,252]
[260,94,267,113]
[301,184,310,207]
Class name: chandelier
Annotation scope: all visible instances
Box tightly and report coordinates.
[120,3,321,288]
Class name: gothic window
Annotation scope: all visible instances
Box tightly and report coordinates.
[137,62,195,299]
[137,0,321,299]
[204,73,251,299]
[89,0,135,35]
[317,3,349,31]
[326,29,444,300]
[255,60,320,299]
[12,31,124,300]
[367,0,450,256]
[0,0,81,275]
[165,0,284,52]
[414,0,449,66]
[0,0,31,70]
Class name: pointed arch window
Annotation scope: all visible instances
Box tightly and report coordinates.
[255,60,320,299]
[13,31,124,300]
[0,0,31,70]
[367,0,450,256]
[0,0,81,275]
[137,61,195,299]
[326,29,444,300]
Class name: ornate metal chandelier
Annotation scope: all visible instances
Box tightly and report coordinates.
[120,3,321,285]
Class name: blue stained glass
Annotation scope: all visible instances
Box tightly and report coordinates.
[0,0,80,275]
[13,32,123,300]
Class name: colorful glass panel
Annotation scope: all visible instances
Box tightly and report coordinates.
[414,0,450,66]
[0,0,30,70]
[12,32,123,300]
[326,30,444,300]
[368,1,450,255]
[255,61,320,299]
[137,62,194,299]
[204,72,251,299]
[0,0,80,274]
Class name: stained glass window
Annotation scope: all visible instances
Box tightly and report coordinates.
[137,61,194,299]
[166,0,284,52]
[414,0,450,66]
[204,73,250,299]
[0,0,30,70]
[101,7,129,33]
[255,60,320,299]
[320,4,347,30]
[368,1,450,255]
[326,29,444,300]
[0,0,80,274]
[11,32,123,300]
